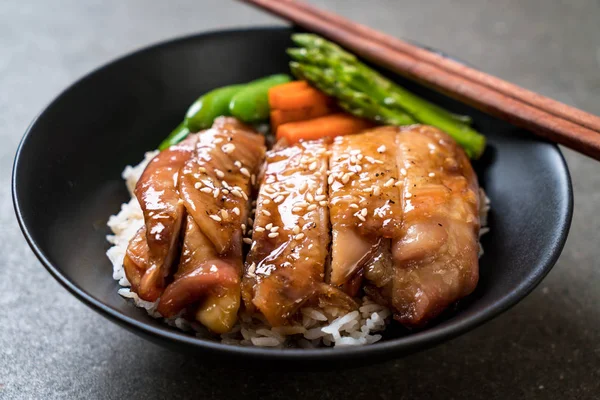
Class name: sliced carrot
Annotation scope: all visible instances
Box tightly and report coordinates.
[270,104,334,131]
[277,113,374,143]
[269,81,333,111]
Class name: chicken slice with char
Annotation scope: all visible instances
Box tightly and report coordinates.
[327,128,403,294]
[243,139,355,327]
[377,125,480,327]
[157,117,266,333]
[134,134,198,301]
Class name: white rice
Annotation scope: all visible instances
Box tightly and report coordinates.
[106,153,489,348]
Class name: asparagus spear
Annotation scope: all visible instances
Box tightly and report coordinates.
[289,62,416,126]
[289,34,485,158]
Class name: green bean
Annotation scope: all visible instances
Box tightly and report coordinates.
[229,74,292,122]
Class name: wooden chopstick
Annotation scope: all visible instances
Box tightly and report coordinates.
[288,0,600,134]
[241,0,600,160]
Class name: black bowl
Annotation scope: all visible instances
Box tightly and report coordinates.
[12,27,572,366]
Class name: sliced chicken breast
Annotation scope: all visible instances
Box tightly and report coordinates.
[134,134,198,301]
[327,127,403,294]
[157,117,266,333]
[381,125,480,327]
[243,139,355,327]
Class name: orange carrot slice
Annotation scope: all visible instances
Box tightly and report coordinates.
[276,113,374,143]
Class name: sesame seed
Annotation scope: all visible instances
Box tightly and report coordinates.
[271,227,279,232]
[200,187,212,194]
[363,187,373,193]
[232,207,240,216]
[306,193,314,202]
[268,232,279,238]
[263,198,271,205]
[350,203,359,209]
[350,149,361,155]
[377,145,386,153]
[395,181,402,187]
[274,195,285,204]
[265,223,273,230]
[247,218,253,225]
[262,210,271,217]
[361,208,368,217]
[293,226,301,234]
[220,209,229,219]
[240,167,250,177]
[400,168,407,176]
[319,200,327,206]
[295,201,309,208]
[295,233,305,240]
[215,169,225,178]
[308,161,318,171]
[248,262,256,274]
[356,214,366,222]
[373,186,382,196]
[406,192,412,198]
[299,182,308,192]
[223,189,231,195]
[243,238,252,244]
[307,204,317,211]
[209,215,222,222]
[231,189,243,198]
[222,143,235,154]
[316,187,324,195]
[429,172,436,177]
[198,167,207,173]
[384,178,395,188]
[292,207,303,213]
[328,175,334,185]
[201,179,212,186]
[241,191,248,200]
[214,138,223,144]
[315,194,326,201]
[241,223,246,230]
[234,161,242,168]
[255,227,265,232]
[194,182,202,189]
[251,175,256,185]
[265,186,276,194]
[350,155,358,164]
[213,188,220,198]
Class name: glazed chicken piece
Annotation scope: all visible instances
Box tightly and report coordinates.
[157,117,266,333]
[327,128,404,295]
[123,226,149,292]
[366,125,480,327]
[133,134,198,301]
[243,139,355,327]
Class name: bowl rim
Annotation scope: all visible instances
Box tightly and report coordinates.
[12,26,574,361]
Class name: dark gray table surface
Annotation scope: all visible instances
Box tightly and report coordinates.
[1,0,599,398]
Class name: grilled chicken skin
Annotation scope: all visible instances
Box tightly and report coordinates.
[157,118,266,333]
[243,139,356,327]
[365,125,480,327]
[327,128,404,295]
[134,134,198,301]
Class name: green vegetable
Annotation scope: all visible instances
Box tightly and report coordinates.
[229,74,292,122]
[288,34,485,158]
[158,122,190,151]
[184,84,245,132]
